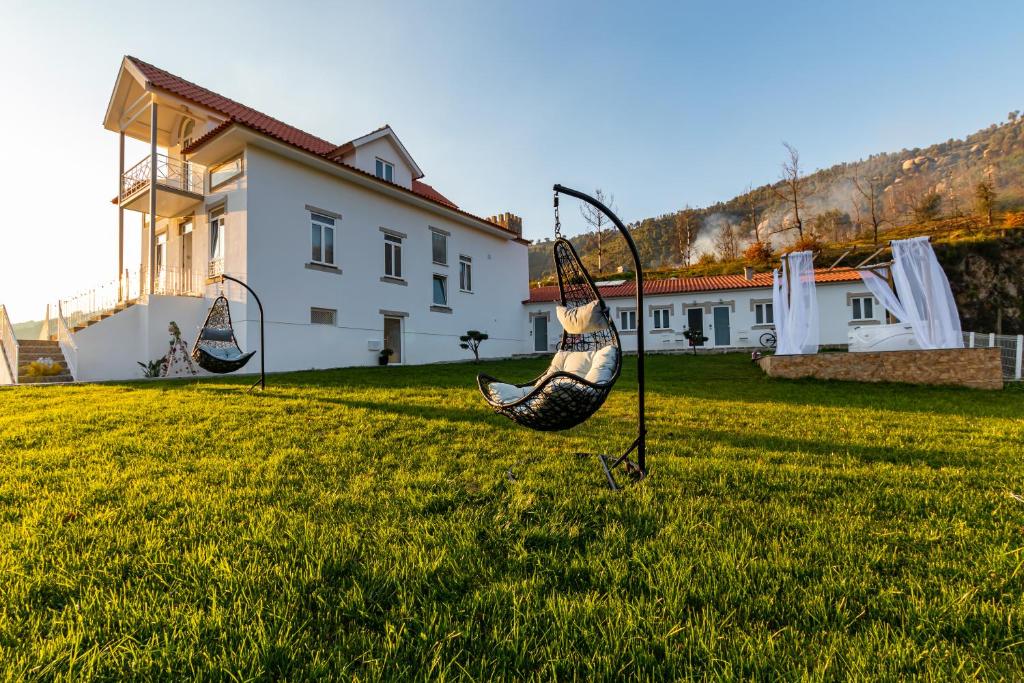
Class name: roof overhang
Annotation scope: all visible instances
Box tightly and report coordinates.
[102,57,222,144]
[188,123,518,241]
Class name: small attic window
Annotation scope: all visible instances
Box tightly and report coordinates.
[375,158,394,183]
[179,118,195,148]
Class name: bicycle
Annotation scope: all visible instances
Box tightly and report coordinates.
[758,329,777,349]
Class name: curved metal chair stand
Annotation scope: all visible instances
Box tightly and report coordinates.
[192,274,266,391]
[478,184,647,489]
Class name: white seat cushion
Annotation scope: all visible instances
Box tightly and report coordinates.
[488,382,533,404]
[562,350,595,376]
[556,301,606,334]
[584,346,618,384]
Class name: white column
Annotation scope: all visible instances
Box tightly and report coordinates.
[118,131,125,301]
[148,100,158,295]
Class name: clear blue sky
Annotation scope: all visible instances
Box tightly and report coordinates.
[1,0,1021,322]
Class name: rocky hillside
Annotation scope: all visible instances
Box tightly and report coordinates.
[531,111,1024,281]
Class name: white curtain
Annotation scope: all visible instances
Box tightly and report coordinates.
[772,250,819,355]
[857,236,963,349]
[859,270,908,322]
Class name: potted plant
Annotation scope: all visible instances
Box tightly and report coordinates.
[378,348,394,366]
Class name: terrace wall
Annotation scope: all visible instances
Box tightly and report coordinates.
[757,348,1004,390]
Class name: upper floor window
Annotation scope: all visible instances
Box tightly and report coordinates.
[209,208,225,261]
[851,296,874,321]
[431,229,448,265]
[375,158,394,183]
[384,234,403,278]
[755,302,774,325]
[311,212,336,266]
[652,307,671,330]
[459,255,472,292]
[179,118,195,149]
[619,310,637,332]
[210,155,243,191]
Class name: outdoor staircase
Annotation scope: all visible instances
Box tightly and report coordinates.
[53,299,137,337]
[16,340,74,384]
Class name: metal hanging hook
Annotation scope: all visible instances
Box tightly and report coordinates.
[553,191,561,238]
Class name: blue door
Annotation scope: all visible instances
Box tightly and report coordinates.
[713,306,731,347]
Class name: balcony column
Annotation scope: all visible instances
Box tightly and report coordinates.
[118,131,125,301]
[148,100,158,295]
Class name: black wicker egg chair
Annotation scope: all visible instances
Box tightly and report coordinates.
[478,237,621,431]
[476,184,648,489]
[192,274,266,391]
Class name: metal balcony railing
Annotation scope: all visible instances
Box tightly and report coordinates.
[121,154,204,199]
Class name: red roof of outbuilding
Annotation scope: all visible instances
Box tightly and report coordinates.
[125,56,501,230]
[525,268,863,303]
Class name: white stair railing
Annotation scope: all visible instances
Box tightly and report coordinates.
[56,301,78,381]
[0,304,17,385]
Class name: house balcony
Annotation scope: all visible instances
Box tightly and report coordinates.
[120,154,204,218]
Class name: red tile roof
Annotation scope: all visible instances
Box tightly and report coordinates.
[125,56,502,231]
[526,268,864,303]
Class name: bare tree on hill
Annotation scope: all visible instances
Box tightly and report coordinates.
[579,188,616,273]
[713,222,741,261]
[674,207,700,266]
[852,176,889,246]
[741,185,766,242]
[772,142,809,237]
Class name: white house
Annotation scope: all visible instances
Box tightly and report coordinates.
[3,56,530,383]
[521,267,878,354]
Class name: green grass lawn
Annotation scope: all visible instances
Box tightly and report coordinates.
[2,354,1023,680]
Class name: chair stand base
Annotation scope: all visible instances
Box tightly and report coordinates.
[576,451,647,491]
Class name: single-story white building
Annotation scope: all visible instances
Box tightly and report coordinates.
[521,267,876,354]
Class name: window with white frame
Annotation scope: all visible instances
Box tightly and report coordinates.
[459,255,472,292]
[375,158,394,182]
[431,230,448,265]
[310,307,337,325]
[652,307,671,330]
[432,274,448,307]
[209,208,225,261]
[310,212,336,266]
[755,302,774,325]
[384,234,403,278]
[619,310,637,332]
[851,296,874,321]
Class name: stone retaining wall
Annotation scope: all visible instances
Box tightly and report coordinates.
[757,348,1003,390]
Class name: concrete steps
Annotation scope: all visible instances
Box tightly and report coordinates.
[66,301,136,335]
[16,340,74,384]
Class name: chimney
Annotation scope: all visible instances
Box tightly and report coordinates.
[744,266,755,281]
[488,212,522,238]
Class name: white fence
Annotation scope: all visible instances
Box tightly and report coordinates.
[963,332,1023,381]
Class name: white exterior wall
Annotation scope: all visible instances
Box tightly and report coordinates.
[241,146,528,371]
[523,281,880,354]
[73,295,207,382]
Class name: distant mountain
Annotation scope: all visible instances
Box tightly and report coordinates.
[530,111,1024,280]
